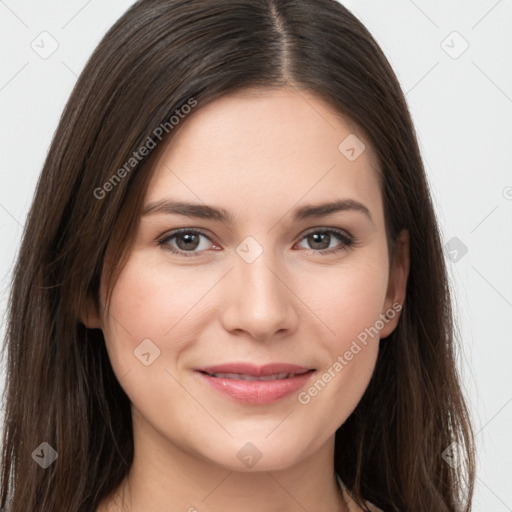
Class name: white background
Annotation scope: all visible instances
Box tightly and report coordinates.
[0,1,511,510]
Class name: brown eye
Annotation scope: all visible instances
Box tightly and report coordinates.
[158,229,214,257]
[175,232,201,251]
[296,229,354,255]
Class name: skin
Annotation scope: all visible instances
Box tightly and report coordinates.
[87,86,410,512]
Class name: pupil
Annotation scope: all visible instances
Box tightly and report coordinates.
[310,233,329,250]
[178,233,199,250]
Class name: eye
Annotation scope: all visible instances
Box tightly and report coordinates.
[157,228,216,257]
[295,228,355,255]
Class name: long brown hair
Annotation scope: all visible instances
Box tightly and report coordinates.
[0,0,475,510]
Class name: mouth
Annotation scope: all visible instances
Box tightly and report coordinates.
[199,369,312,381]
[195,363,316,404]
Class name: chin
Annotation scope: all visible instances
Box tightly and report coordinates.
[194,434,315,473]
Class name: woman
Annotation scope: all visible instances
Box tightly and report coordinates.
[0,0,475,510]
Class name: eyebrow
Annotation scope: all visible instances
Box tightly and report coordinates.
[142,198,374,225]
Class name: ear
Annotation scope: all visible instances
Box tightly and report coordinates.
[379,229,410,339]
[79,293,102,329]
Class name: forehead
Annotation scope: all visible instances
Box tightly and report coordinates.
[145,87,382,222]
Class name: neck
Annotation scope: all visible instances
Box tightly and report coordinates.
[99,411,347,512]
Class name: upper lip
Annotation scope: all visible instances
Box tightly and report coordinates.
[196,363,314,377]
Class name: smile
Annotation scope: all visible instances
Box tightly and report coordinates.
[205,370,310,381]
[195,363,315,404]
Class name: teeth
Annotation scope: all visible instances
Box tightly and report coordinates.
[210,372,298,381]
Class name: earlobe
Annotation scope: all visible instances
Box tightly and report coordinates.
[379,229,410,339]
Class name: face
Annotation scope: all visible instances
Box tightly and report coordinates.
[89,86,408,473]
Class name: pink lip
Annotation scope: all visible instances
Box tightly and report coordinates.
[195,363,315,405]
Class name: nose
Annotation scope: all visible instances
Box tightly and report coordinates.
[219,249,299,341]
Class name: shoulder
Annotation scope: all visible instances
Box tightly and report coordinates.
[337,474,385,512]
[345,496,384,512]
[344,491,385,512]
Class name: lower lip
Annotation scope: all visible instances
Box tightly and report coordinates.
[197,371,314,405]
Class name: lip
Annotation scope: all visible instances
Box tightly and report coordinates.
[195,363,315,405]
[197,362,311,376]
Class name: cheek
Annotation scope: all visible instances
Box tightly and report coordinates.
[100,253,209,372]
[305,254,389,348]
[100,254,211,426]
[295,261,388,426]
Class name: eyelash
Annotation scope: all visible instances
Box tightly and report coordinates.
[157,227,357,258]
